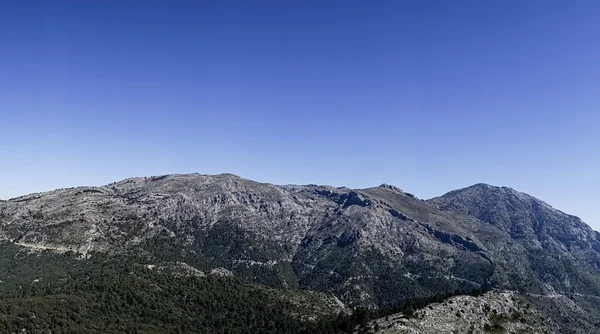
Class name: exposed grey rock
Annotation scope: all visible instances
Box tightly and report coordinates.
[142,262,206,278]
[379,184,404,193]
[371,291,559,334]
[210,267,233,277]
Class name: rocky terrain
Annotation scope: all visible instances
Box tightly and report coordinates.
[1,173,600,332]
[369,291,558,334]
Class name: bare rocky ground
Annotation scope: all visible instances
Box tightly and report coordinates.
[370,291,558,334]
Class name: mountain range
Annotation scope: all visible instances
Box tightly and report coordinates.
[1,173,600,333]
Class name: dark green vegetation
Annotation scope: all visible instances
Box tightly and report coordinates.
[0,242,493,333]
[0,243,334,334]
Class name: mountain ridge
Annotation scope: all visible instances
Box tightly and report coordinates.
[1,174,588,225]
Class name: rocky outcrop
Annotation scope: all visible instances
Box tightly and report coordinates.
[370,291,559,334]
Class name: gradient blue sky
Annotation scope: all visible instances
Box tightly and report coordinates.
[1,1,599,228]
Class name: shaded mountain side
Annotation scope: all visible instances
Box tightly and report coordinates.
[2,174,600,332]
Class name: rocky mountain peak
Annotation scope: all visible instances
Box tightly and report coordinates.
[378,184,404,193]
[429,183,600,264]
[429,183,555,216]
[447,183,524,197]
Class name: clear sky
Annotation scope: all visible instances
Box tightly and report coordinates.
[1,1,599,228]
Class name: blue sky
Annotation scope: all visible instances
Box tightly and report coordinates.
[1,1,599,228]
